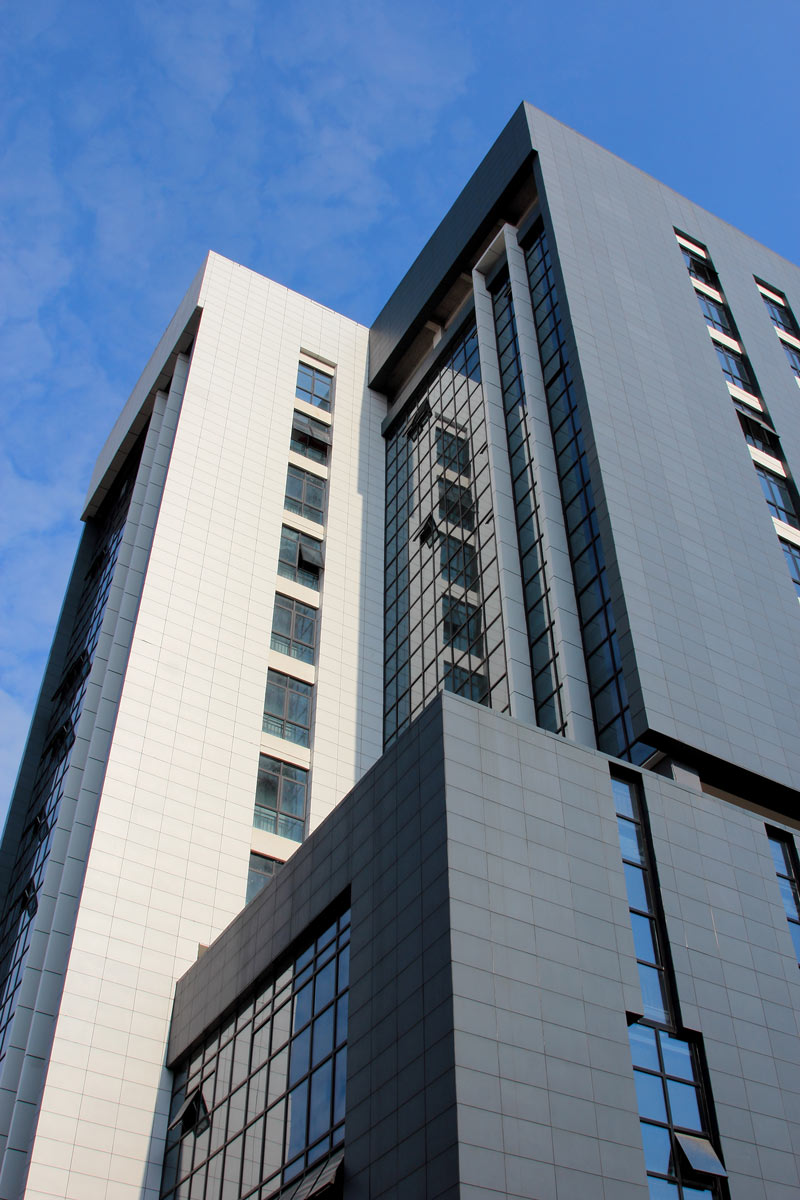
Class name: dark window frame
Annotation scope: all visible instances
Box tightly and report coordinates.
[254,755,308,842]
[766,826,800,966]
[263,670,314,748]
[285,464,327,525]
[278,525,324,591]
[296,362,333,412]
[271,594,318,665]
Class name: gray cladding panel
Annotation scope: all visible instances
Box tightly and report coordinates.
[168,694,800,1196]
[525,105,800,789]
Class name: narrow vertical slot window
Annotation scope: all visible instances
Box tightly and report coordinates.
[767,828,800,966]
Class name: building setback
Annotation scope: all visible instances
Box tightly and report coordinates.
[1,103,799,1199]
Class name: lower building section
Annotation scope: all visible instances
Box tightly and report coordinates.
[166,695,800,1199]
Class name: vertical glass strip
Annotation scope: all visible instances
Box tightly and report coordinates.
[383,318,510,747]
[613,777,727,1198]
[767,828,800,966]
[490,272,564,733]
[523,226,643,761]
[0,436,145,1064]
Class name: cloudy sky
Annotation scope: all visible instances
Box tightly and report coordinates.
[2,0,799,821]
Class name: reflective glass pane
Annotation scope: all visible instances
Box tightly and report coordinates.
[308,1060,333,1144]
[648,1180,679,1199]
[778,875,800,920]
[631,913,658,964]
[629,1022,659,1071]
[660,1033,694,1082]
[314,961,336,1014]
[311,1006,334,1066]
[666,1078,702,1130]
[640,1121,672,1175]
[634,1069,667,1123]
[624,863,650,912]
[638,963,670,1023]
[618,816,645,864]
[286,1082,308,1160]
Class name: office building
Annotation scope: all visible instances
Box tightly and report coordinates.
[1,104,800,1199]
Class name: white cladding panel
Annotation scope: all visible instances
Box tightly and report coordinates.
[25,255,385,1199]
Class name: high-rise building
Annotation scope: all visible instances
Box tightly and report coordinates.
[2,104,800,1200]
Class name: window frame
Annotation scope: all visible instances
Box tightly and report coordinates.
[254,755,308,842]
[295,362,333,412]
[271,594,318,665]
[278,525,324,591]
[767,826,800,966]
[263,670,314,748]
[284,464,327,525]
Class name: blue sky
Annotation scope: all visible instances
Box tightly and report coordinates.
[2,0,799,821]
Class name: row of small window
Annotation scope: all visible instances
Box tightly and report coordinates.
[682,238,800,386]
[680,235,800,600]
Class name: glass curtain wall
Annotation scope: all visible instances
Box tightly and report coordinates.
[383,319,509,745]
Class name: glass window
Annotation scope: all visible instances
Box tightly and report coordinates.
[254,756,308,842]
[285,465,326,524]
[755,464,800,528]
[613,777,726,1197]
[738,413,781,458]
[295,363,333,412]
[436,427,471,476]
[271,595,318,664]
[695,293,734,337]
[438,479,475,530]
[782,343,800,380]
[263,671,313,747]
[780,541,800,600]
[291,413,331,465]
[759,288,800,337]
[714,343,758,394]
[767,828,800,965]
[278,525,324,591]
[443,595,483,654]
[246,853,282,904]
[440,535,477,589]
[161,910,350,1198]
[680,246,717,287]
[443,663,489,703]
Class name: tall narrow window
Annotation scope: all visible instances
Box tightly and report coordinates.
[271,595,318,664]
[296,362,333,412]
[263,671,313,747]
[757,282,800,337]
[285,465,326,524]
[254,756,308,842]
[767,828,800,966]
[278,525,324,591]
[780,541,800,600]
[754,464,800,528]
[696,292,735,337]
[714,344,758,395]
[612,776,727,1198]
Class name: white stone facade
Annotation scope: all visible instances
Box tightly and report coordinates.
[9,254,385,1200]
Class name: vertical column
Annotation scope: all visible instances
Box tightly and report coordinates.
[472,261,536,724]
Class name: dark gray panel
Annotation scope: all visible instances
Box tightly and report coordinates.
[524,105,800,790]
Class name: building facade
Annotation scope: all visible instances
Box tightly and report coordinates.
[1,104,800,1198]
